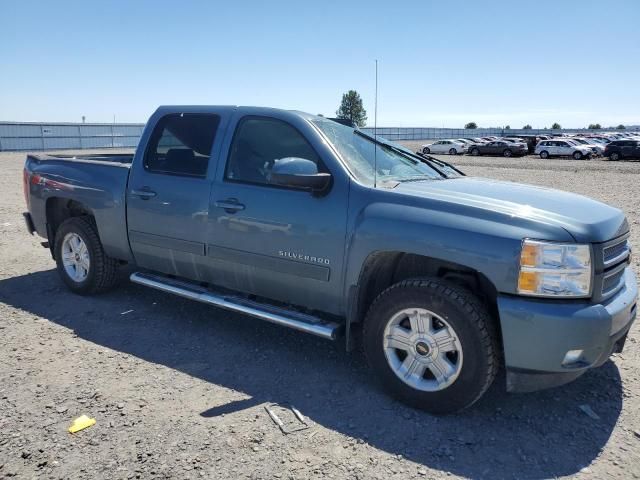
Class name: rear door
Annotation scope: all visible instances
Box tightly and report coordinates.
[205,113,349,313]
[126,111,229,280]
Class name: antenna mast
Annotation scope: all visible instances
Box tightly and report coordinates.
[374,59,378,188]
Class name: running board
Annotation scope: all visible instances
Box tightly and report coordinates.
[130,272,342,340]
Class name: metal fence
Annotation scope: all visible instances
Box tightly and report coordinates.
[0,122,145,151]
[0,121,636,152]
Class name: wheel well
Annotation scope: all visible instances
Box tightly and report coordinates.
[353,251,501,345]
[46,198,93,255]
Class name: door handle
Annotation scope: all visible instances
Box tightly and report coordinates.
[130,188,157,199]
[214,199,245,213]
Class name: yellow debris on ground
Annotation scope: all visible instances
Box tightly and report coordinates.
[68,415,96,434]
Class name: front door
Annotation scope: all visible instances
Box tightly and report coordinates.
[206,114,349,314]
[127,112,226,281]
[557,141,572,156]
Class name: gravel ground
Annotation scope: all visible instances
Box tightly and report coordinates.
[1,148,640,480]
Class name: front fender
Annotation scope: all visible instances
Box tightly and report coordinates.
[343,198,574,300]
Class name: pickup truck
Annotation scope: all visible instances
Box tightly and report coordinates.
[23,106,637,414]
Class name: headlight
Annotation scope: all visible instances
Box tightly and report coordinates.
[517,240,592,298]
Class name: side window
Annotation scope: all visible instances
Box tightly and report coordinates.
[225,116,320,186]
[145,114,220,177]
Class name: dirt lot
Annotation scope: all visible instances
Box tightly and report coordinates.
[1,148,640,480]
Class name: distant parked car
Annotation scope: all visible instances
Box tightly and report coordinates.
[421,139,468,155]
[500,138,529,150]
[456,139,476,148]
[589,136,611,144]
[604,139,640,161]
[535,140,592,160]
[571,138,604,155]
[506,135,539,153]
[468,140,527,157]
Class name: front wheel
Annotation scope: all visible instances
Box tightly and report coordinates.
[503,149,513,157]
[573,151,583,160]
[363,278,499,414]
[539,150,549,159]
[422,147,431,154]
[54,216,119,295]
[470,148,480,156]
[610,152,621,161]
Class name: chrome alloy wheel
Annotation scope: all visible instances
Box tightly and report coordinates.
[383,308,463,392]
[61,232,90,282]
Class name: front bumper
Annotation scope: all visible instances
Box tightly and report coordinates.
[498,268,637,392]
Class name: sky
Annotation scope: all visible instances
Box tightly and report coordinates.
[1,0,639,128]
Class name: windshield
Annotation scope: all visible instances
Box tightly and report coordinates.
[311,118,446,185]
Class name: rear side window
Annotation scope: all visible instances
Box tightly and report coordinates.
[145,113,221,177]
[225,116,320,186]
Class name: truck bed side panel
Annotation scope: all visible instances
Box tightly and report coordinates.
[26,156,133,261]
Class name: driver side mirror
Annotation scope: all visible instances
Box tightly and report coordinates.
[268,157,331,193]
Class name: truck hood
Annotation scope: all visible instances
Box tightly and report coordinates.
[394,177,627,243]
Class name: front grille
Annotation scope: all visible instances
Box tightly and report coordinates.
[595,233,630,301]
[603,239,630,266]
[603,269,625,294]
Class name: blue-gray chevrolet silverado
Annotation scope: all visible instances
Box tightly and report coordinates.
[22,106,637,413]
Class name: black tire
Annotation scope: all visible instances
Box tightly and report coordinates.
[363,278,499,414]
[610,152,621,161]
[470,148,480,156]
[422,147,430,154]
[449,148,457,155]
[540,150,549,159]
[54,216,119,295]
[503,149,512,157]
[573,151,583,160]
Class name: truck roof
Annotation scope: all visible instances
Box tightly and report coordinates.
[154,105,318,121]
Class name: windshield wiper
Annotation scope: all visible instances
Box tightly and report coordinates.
[395,175,441,183]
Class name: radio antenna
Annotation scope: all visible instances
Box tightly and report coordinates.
[373,59,378,188]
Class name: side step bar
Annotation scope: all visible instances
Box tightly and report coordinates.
[130,272,342,340]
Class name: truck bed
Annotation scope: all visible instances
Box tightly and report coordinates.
[24,152,133,261]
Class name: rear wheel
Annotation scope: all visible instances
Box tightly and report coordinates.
[610,152,621,161]
[503,149,513,157]
[540,150,549,159]
[422,147,431,154]
[573,151,583,160]
[470,148,480,156]
[449,148,457,155]
[54,216,119,295]
[363,278,499,414]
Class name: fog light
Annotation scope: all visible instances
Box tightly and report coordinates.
[562,349,585,367]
